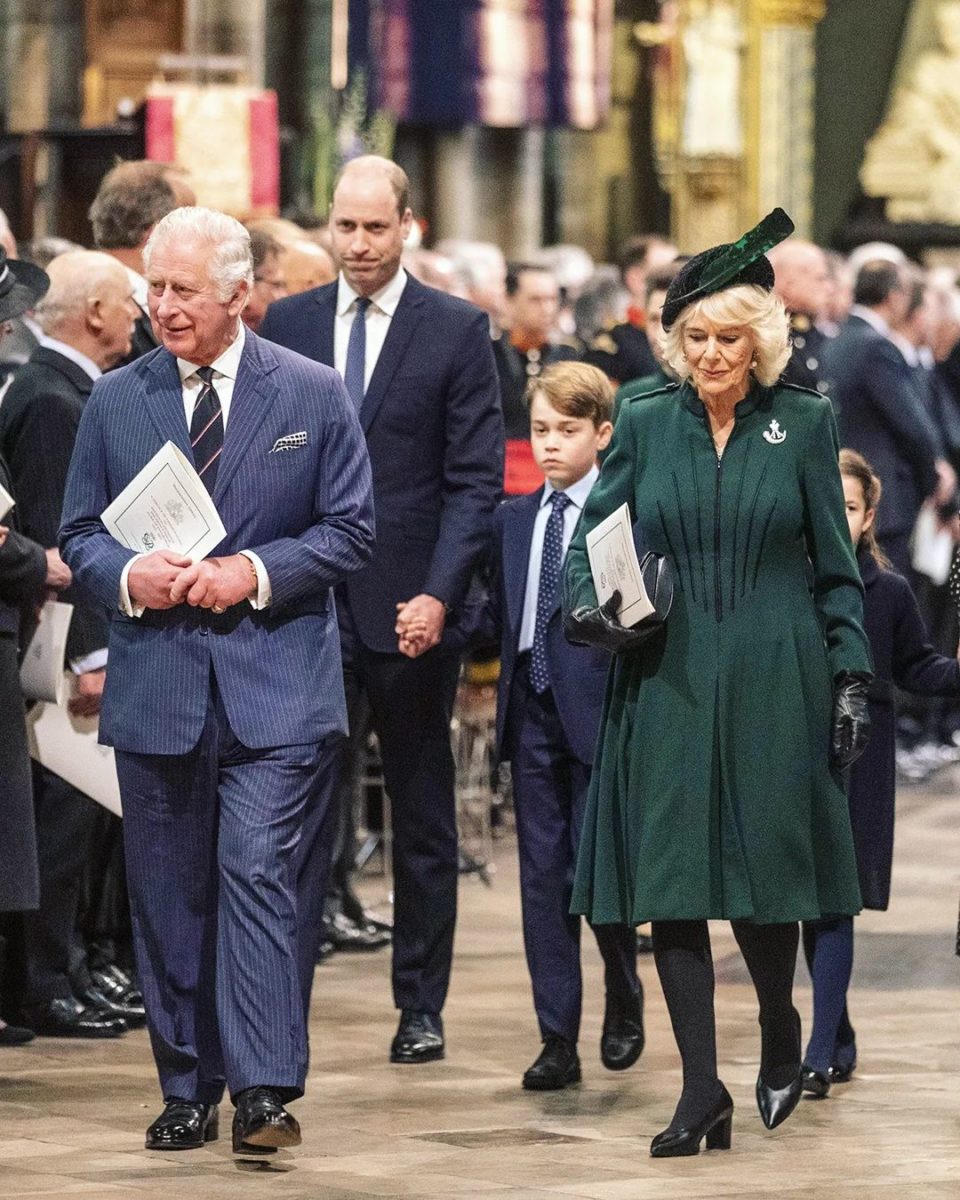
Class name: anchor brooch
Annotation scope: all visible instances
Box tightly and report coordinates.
[763,419,786,445]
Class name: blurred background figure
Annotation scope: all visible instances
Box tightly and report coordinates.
[583,234,677,387]
[769,239,834,394]
[243,228,288,333]
[282,239,337,295]
[436,240,507,332]
[494,262,578,495]
[88,160,196,368]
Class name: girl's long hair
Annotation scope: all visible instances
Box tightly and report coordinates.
[839,448,891,569]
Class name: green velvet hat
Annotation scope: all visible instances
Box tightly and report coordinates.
[661,208,795,330]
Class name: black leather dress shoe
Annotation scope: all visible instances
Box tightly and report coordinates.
[145,1099,218,1150]
[801,1063,831,1098]
[77,982,146,1029]
[390,1010,444,1063]
[650,1084,734,1157]
[0,1020,35,1045]
[91,964,144,1008]
[232,1086,301,1154]
[25,996,125,1039]
[522,1035,581,1091]
[327,912,392,952]
[600,991,644,1071]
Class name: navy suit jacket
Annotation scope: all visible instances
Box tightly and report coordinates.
[259,274,503,652]
[824,314,938,538]
[60,329,375,755]
[482,489,611,766]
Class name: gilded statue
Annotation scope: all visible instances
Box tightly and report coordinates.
[862,1,960,223]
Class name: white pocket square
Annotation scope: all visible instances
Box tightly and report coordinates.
[269,431,308,453]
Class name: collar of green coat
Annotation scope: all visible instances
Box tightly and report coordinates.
[679,378,768,420]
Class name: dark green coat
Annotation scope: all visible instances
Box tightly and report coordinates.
[567,381,872,925]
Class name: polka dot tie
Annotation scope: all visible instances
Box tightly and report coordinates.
[530,491,571,695]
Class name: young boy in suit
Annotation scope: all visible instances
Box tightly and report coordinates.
[485,361,643,1090]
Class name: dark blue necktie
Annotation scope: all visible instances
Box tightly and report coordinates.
[344,296,371,408]
[190,366,223,494]
[530,491,571,694]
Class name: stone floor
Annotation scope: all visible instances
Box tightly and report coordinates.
[1,776,958,1199]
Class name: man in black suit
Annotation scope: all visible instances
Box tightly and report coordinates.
[260,156,503,1063]
[0,246,70,1046]
[825,260,941,580]
[88,160,196,369]
[0,249,141,1037]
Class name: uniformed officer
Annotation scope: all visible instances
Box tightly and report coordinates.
[583,234,677,387]
[768,239,833,395]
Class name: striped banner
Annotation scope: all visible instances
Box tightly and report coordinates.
[372,0,613,130]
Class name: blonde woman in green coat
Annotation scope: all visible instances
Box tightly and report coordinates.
[564,211,873,1158]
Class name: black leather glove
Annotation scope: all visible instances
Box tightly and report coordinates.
[565,590,652,654]
[831,670,872,770]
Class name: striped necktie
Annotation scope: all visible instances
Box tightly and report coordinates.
[190,365,223,494]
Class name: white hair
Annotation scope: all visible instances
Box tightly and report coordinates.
[34,250,129,335]
[143,206,253,300]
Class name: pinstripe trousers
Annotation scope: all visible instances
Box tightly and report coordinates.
[116,678,328,1105]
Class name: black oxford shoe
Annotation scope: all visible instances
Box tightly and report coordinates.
[522,1035,581,1091]
[90,964,144,1009]
[24,996,125,1039]
[232,1086,301,1154]
[390,1010,445,1064]
[327,911,392,952]
[600,990,644,1071]
[145,1099,218,1150]
[77,982,146,1029]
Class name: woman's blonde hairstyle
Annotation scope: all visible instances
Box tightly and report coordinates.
[662,284,791,387]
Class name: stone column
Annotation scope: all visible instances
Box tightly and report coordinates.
[743,0,826,236]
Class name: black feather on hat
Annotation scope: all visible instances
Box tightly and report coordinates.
[661,208,795,330]
[0,246,50,324]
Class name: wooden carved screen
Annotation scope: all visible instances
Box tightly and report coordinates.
[84,0,185,126]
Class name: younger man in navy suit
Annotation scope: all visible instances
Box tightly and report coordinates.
[484,362,642,1090]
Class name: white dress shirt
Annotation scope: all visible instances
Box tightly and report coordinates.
[518,466,598,652]
[119,323,271,616]
[334,267,408,391]
[40,337,106,673]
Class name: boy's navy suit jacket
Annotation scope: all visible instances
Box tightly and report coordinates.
[484,487,611,766]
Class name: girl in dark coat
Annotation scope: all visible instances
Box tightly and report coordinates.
[801,449,960,1097]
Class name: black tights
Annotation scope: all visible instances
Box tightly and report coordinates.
[652,919,800,1124]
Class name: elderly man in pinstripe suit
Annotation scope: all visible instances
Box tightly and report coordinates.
[60,208,375,1155]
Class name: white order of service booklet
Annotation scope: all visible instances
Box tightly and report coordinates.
[585,502,655,627]
[101,440,226,562]
[27,687,122,817]
[0,480,14,521]
[19,599,74,705]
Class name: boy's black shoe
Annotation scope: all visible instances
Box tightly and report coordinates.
[522,1035,581,1090]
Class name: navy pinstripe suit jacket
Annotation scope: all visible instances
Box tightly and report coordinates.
[59,329,375,755]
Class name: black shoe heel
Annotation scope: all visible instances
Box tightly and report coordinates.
[704,1113,732,1151]
[650,1085,734,1157]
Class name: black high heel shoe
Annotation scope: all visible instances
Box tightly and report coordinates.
[650,1084,734,1157]
[756,1009,802,1130]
